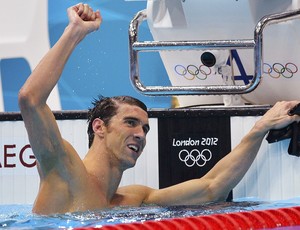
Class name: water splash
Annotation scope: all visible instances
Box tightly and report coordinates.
[0,199,300,229]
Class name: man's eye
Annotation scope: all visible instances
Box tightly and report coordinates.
[126,120,137,126]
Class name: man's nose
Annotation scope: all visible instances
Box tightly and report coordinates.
[134,126,146,141]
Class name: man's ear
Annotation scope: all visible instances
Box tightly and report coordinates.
[92,118,106,138]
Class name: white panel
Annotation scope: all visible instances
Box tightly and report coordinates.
[0,121,38,204]
[231,116,300,201]
[57,120,89,159]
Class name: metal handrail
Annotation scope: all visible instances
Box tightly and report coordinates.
[129,8,300,96]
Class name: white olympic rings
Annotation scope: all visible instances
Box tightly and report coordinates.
[178,149,212,167]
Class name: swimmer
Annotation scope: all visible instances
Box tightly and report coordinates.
[18,3,300,215]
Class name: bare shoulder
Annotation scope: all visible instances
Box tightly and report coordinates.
[112,185,156,207]
[118,184,155,194]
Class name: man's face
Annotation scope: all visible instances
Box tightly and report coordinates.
[104,103,150,169]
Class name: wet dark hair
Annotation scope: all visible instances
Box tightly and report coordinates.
[87,95,147,148]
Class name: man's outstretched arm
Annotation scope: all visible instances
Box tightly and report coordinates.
[141,101,300,205]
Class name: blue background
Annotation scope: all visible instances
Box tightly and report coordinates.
[1,0,171,112]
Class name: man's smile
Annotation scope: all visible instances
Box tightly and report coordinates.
[127,144,140,153]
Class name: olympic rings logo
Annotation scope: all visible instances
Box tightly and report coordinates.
[174,64,212,80]
[263,62,298,79]
[178,149,212,167]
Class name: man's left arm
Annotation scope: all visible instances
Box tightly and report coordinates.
[142,101,300,205]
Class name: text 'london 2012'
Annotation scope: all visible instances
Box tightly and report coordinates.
[172,137,218,147]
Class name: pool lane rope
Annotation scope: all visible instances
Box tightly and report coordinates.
[75,206,300,229]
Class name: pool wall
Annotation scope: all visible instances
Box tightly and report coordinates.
[1,108,300,205]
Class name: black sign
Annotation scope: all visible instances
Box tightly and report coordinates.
[158,115,232,201]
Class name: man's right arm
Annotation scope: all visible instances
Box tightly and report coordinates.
[18,4,102,175]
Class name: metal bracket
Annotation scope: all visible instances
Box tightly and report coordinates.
[129,8,300,96]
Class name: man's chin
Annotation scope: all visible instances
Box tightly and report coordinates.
[122,160,137,171]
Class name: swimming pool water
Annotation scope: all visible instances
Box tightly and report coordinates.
[1,198,300,229]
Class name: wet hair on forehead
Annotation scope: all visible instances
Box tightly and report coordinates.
[87,95,147,148]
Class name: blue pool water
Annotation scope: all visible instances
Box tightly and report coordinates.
[1,198,300,229]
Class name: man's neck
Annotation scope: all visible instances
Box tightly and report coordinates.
[83,147,124,202]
